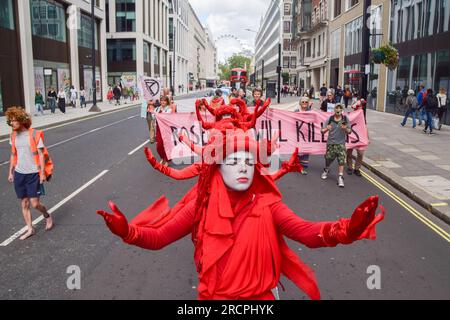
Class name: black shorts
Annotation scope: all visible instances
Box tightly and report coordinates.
[13,171,40,199]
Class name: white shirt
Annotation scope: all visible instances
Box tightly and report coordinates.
[10,131,45,174]
[70,88,77,98]
[437,94,447,108]
[58,91,66,99]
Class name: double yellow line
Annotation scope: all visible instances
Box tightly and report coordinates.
[361,170,450,243]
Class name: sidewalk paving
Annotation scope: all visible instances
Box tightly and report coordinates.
[276,98,450,225]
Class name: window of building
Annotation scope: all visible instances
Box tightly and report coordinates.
[330,28,341,59]
[284,21,291,33]
[306,41,311,57]
[116,0,136,32]
[312,38,316,58]
[283,56,290,68]
[283,39,291,51]
[318,34,321,56]
[143,42,150,63]
[345,16,363,56]
[153,46,160,65]
[0,0,14,30]
[31,0,66,42]
[78,14,98,50]
[106,0,110,33]
[346,0,359,11]
[284,3,291,15]
[333,0,342,18]
[290,57,297,68]
[107,39,136,63]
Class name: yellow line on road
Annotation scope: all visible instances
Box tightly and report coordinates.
[431,203,449,207]
[361,170,450,243]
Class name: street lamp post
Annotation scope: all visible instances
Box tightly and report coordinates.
[172,26,176,97]
[89,0,101,112]
[277,43,281,104]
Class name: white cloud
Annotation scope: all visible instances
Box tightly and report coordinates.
[189,0,269,63]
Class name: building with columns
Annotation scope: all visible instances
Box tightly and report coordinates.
[255,0,298,91]
[169,0,189,95]
[0,0,108,114]
[106,0,170,91]
[292,0,329,95]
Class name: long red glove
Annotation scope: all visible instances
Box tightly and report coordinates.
[97,201,133,241]
[144,146,173,176]
[322,195,385,246]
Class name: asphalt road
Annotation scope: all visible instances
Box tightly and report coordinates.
[0,101,449,300]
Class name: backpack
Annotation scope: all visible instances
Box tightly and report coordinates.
[428,95,438,109]
[344,90,351,98]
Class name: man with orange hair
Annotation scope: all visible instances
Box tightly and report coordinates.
[6,107,53,240]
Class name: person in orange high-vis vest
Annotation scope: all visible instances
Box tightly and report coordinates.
[6,107,53,241]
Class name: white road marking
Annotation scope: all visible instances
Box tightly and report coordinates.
[0,116,139,167]
[0,170,109,247]
[128,140,150,155]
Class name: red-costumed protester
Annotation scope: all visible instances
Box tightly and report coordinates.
[97,99,385,300]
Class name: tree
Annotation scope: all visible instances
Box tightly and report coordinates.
[282,72,290,85]
[218,54,252,81]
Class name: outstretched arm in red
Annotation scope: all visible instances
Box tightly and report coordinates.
[144,147,202,180]
[97,200,196,250]
[270,148,302,181]
[272,196,384,248]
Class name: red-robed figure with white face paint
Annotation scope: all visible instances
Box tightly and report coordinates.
[97,101,385,300]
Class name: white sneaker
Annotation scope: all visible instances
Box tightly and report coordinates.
[321,170,329,180]
[338,176,345,188]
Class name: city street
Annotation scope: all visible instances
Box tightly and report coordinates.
[1,99,449,300]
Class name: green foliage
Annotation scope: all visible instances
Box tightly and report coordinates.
[371,44,399,70]
[282,72,290,84]
[219,54,252,80]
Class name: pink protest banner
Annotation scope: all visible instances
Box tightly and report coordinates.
[156,109,369,160]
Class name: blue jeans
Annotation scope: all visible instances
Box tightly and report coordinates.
[35,103,44,115]
[401,108,417,127]
[424,111,434,133]
[418,108,427,125]
[80,96,86,108]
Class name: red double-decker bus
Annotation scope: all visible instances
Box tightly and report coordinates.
[230,68,248,91]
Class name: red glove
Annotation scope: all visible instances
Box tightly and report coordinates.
[97,201,131,240]
[323,196,385,246]
[285,147,303,173]
[144,147,158,167]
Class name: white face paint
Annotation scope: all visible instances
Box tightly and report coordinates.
[220,151,255,192]
[222,114,232,119]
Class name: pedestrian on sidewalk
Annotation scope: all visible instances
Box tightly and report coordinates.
[343,86,352,108]
[107,86,114,104]
[401,90,418,128]
[47,88,57,114]
[80,87,87,108]
[238,88,248,104]
[70,86,78,108]
[320,90,336,112]
[321,104,352,188]
[295,96,312,175]
[6,107,53,240]
[113,84,122,106]
[34,90,44,116]
[436,88,447,130]
[347,98,368,177]
[57,87,66,114]
[417,85,427,126]
[423,88,438,134]
[319,84,328,104]
[335,85,343,103]
[309,86,315,99]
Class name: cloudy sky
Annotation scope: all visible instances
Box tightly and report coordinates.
[189,0,270,63]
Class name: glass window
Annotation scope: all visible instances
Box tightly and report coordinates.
[345,16,362,56]
[0,0,14,30]
[107,39,136,63]
[334,0,342,18]
[283,39,290,51]
[330,28,341,59]
[143,42,150,63]
[283,57,290,68]
[290,57,296,68]
[346,0,359,10]
[78,14,98,50]
[30,0,66,42]
[116,0,136,32]
[284,21,291,33]
[284,3,291,15]
[153,46,159,65]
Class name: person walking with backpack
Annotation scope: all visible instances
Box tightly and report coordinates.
[401,89,418,128]
[417,85,427,126]
[423,89,438,134]
[321,104,352,188]
[437,88,447,130]
[6,107,53,240]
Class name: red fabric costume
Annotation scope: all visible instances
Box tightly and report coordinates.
[97,101,385,300]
